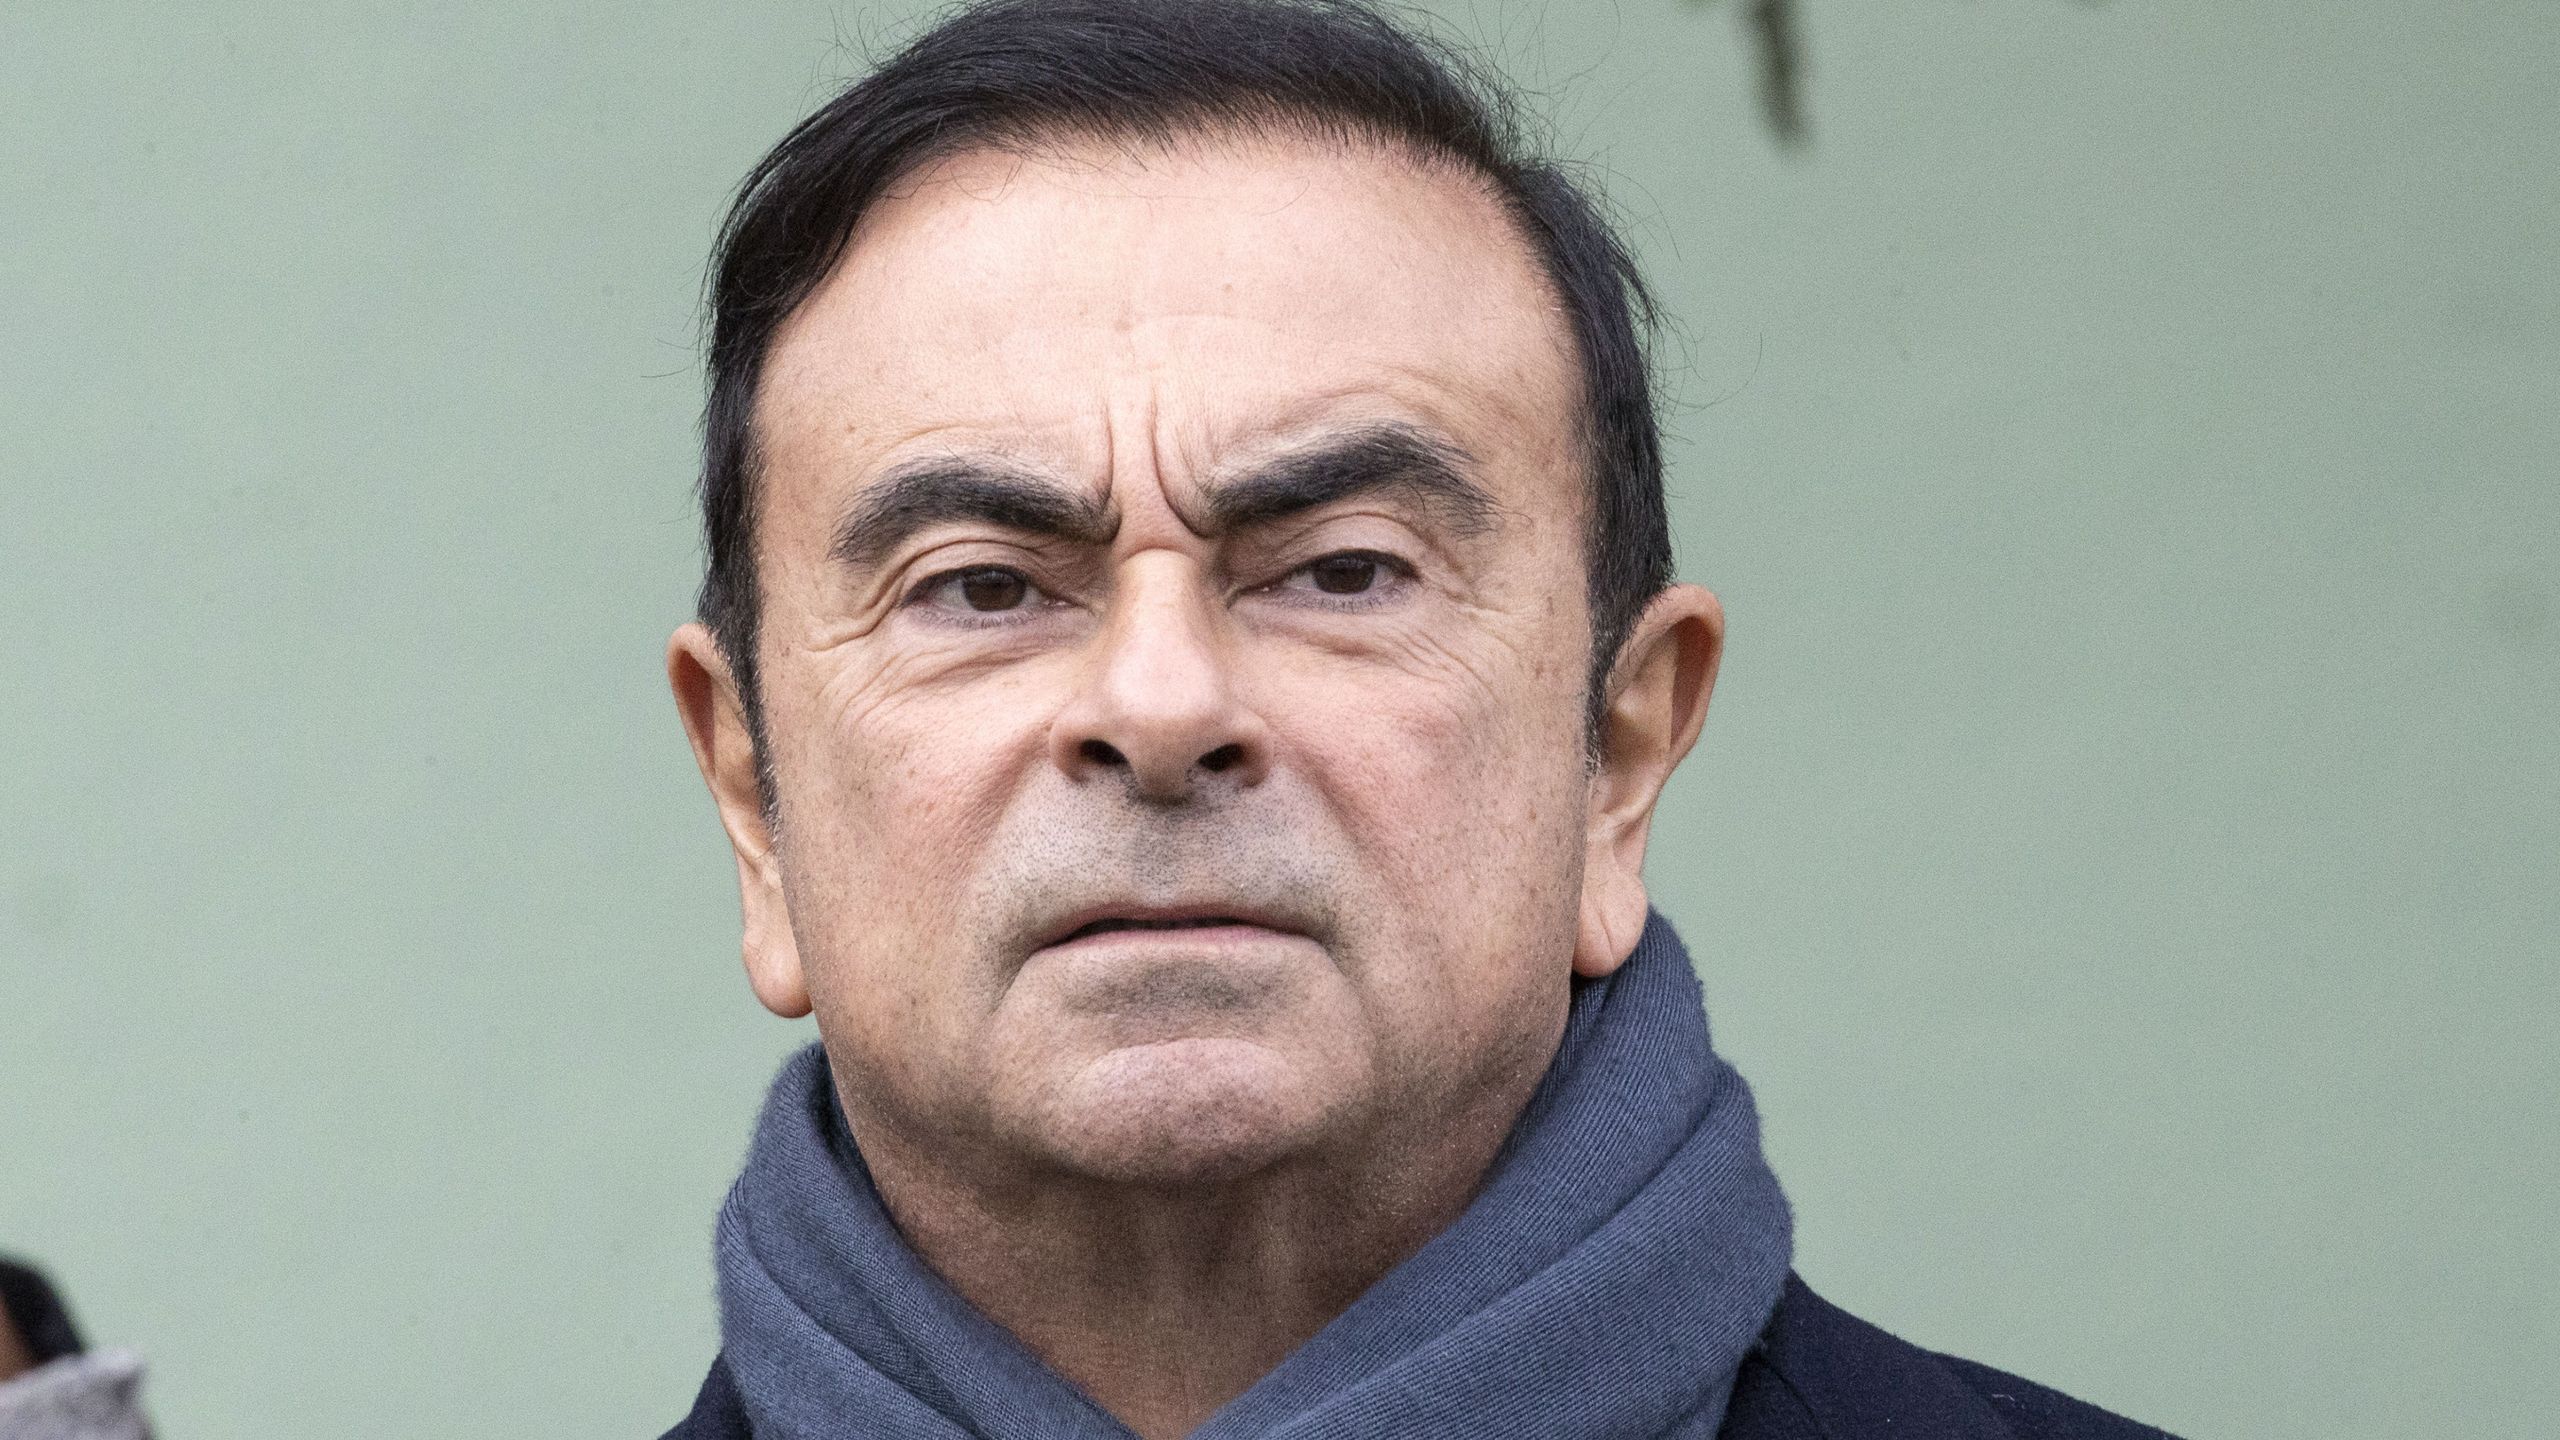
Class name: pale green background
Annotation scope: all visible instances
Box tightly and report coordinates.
[3,1,2553,1436]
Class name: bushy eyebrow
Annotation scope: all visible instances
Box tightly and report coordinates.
[826,422,1496,578]
[1203,424,1497,539]
[829,461,1117,575]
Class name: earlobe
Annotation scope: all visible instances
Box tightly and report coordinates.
[738,859,814,1019]
[1575,585,1725,979]
[668,622,811,1019]
[1573,870,1646,977]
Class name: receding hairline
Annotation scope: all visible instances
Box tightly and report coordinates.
[740,114,1591,528]
[693,0,1673,763]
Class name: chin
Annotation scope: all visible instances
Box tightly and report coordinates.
[1028,1036,1350,1188]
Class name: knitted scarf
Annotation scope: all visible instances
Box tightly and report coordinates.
[714,910,1792,1439]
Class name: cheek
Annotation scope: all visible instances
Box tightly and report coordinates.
[1283,599,1583,802]
[1264,627,1589,954]
[788,647,1057,839]
[767,648,1061,1022]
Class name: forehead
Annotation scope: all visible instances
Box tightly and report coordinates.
[753,130,1582,503]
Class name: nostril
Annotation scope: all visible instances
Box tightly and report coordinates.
[1198,743,1245,774]
[1080,738,1126,769]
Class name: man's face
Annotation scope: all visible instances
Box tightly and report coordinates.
[676,133,1706,1188]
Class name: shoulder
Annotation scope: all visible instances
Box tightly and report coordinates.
[1720,1274,2182,1440]
[660,1353,748,1440]
[1934,1353,2182,1440]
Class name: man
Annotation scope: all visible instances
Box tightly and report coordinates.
[664,2,2178,1436]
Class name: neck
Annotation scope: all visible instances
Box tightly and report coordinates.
[845,1071,1547,1440]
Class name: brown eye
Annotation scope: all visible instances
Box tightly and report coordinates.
[956,567,1029,611]
[1307,554,1379,594]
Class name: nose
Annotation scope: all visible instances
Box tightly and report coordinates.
[1050,553,1271,802]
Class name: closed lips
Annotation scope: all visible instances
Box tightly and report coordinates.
[1060,916,1259,942]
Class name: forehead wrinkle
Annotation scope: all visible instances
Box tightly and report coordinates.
[773,136,1581,566]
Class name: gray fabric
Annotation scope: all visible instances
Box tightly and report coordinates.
[0,1350,151,1440]
[715,909,1792,1438]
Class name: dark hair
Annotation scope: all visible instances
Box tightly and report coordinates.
[698,0,1672,765]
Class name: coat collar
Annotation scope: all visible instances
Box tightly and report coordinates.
[1721,1273,2014,1439]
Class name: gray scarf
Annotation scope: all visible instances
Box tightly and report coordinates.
[714,910,1792,1438]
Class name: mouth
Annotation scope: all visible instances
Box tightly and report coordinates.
[1041,906,1301,949]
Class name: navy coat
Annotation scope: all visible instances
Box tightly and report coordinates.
[663,1272,2178,1439]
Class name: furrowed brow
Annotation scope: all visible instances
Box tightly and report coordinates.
[1203,425,1499,539]
[828,461,1116,576]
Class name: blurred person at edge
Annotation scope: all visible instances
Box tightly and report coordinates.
[662,3,2180,1438]
[0,1256,150,1439]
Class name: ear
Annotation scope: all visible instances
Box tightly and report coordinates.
[668,622,811,1018]
[1574,585,1725,978]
